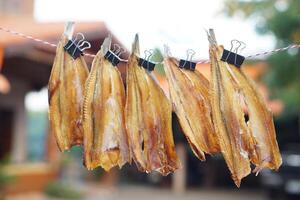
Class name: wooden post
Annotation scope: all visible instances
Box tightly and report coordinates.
[11,97,27,163]
[45,124,61,168]
[102,168,118,188]
[172,143,187,194]
[5,79,30,163]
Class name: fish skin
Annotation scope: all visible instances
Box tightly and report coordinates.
[224,56,282,174]
[125,35,180,175]
[209,44,251,187]
[82,49,130,171]
[48,35,88,151]
[164,57,220,161]
[124,52,146,171]
[208,30,281,187]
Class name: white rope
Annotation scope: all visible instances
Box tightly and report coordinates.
[0,27,57,48]
[1,26,299,63]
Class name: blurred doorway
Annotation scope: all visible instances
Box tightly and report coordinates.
[0,108,13,159]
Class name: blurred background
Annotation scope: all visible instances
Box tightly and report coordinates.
[0,0,299,199]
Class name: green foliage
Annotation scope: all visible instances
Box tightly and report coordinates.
[60,145,83,166]
[44,181,83,200]
[0,158,15,189]
[151,48,165,76]
[223,0,300,116]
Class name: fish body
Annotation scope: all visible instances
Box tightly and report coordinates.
[228,62,282,173]
[208,30,281,187]
[164,57,219,160]
[125,35,180,175]
[82,45,130,171]
[48,35,88,151]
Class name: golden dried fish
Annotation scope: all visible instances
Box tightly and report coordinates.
[48,34,88,151]
[226,52,282,174]
[210,46,251,186]
[82,37,130,171]
[164,56,219,161]
[208,29,281,187]
[125,35,180,175]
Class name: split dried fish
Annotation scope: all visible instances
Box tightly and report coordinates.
[48,34,88,151]
[208,29,281,187]
[82,37,130,171]
[125,35,180,175]
[164,56,220,160]
[227,54,282,174]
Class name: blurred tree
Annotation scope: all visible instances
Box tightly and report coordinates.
[44,181,83,200]
[151,48,165,76]
[223,0,300,117]
[0,158,15,199]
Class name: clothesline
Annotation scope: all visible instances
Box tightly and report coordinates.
[1,26,300,64]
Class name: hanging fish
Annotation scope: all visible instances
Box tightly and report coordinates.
[125,35,180,175]
[48,33,89,151]
[208,29,281,187]
[225,50,282,175]
[82,36,130,171]
[164,52,219,161]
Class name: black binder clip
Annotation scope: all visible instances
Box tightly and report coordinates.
[138,50,156,71]
[64,33,91,59]
[220,40,246,68]
[179,49,196,71]
[104,44,124,66]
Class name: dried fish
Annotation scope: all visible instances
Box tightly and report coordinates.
[164,56,219,161]
[226,55,282,174]
[208,29,281,187]
[82,36,130,171]
[125,35,180,175]
[48,34,88,151]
